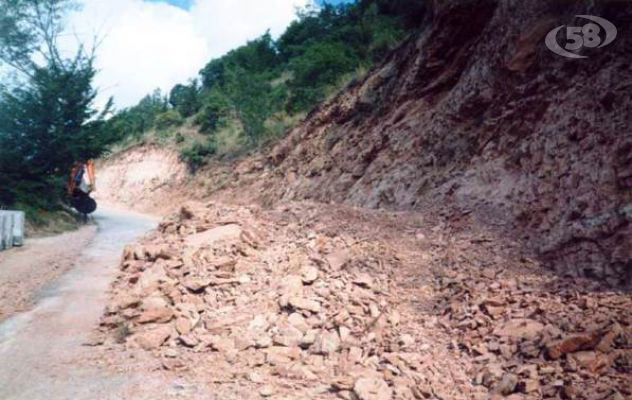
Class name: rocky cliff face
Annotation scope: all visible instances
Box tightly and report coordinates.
[236,0,631,285]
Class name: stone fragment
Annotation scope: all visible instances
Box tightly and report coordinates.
[301,329,318,347]
[596,323,622,353]
[311,331,341,355]
[174,304,200,335]
[353,377,393,400]
[161,356,180,371]
[326,250,350,270]
[353,273,374,289]
[301,266,319,284]
[493,319,544,341]
[113,295,140,311]
[569,351,611,373]
[208,335,236,353]
[255,334,273,349]
[144,245,176,261]
[138,296,173,324]
[185,224,242,248]
[182,277,212,292]
[214,257,237,272]
[288,297,321,313]
[163,348,179,358]
[179,334,199,347]
[491,373,518,396]
[399,334,415,349]
[173,318,188,335]
[273,323,304,347]
[135,326,172,350]
[249,315,270,332]
[265,346,301,365]
[288,313,310,333]
[339,326,352,343]
[521,379,540,393]
[348,346,363,364]
[282,275,304,295]
[247,371,265,383]
[546,334,599,359]
[259,385,275,397]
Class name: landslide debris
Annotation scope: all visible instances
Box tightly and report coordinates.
[97,202,480,399]
[95,201,631,399]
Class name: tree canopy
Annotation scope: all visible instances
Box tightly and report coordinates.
[0,0,115,211]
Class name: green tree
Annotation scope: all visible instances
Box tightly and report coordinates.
[0,0,113,210]
[169,80,200,118]
[287,41,356,111]
[194,88,230,133]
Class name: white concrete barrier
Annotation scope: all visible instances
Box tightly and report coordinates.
[0,210,25,250]
[0,214,7,250]
[11,211,25,246]
[0,212,11,250]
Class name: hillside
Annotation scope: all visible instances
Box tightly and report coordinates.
[102,0,631,285]
[187,0,631,286]
[89,1,632,399]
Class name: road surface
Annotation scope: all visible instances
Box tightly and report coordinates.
[0,208,161,399]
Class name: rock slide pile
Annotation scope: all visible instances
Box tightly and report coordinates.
[96,201,630,399]
[97,202,478,399]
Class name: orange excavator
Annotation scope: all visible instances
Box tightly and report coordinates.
[67,160,98,215]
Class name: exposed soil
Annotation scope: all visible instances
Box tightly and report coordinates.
[95,145,188,216]
[0,224,97,322]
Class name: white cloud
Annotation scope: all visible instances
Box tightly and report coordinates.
[191,0,311,58]
[62,0,313,110]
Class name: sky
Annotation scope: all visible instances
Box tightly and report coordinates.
[146,0,349,10]
[61,0,330,109]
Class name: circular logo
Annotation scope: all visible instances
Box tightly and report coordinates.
[545,15,617,58]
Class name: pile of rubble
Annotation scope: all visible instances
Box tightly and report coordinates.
[97,202,481,399]
[431,236,632,400]
[96,201,630,399]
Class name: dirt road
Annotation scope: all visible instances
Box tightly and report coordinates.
[0,224,97,321]
[0,208,166,400]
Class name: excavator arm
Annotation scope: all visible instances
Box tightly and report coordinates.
[86,160,96,191]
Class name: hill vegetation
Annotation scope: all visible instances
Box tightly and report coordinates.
[105,0,427,169]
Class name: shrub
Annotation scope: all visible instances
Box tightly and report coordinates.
[155,109,183,131]
[194,90,230,134]
[180,140,217,171]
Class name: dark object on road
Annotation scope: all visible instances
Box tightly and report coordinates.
[70,191,97,215]
[67,159,97,215]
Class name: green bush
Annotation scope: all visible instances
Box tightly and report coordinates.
[155,109,183,131]
[194,90,230,133]
[180,140,217,171]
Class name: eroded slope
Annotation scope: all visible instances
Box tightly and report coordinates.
[210,0,631,285]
